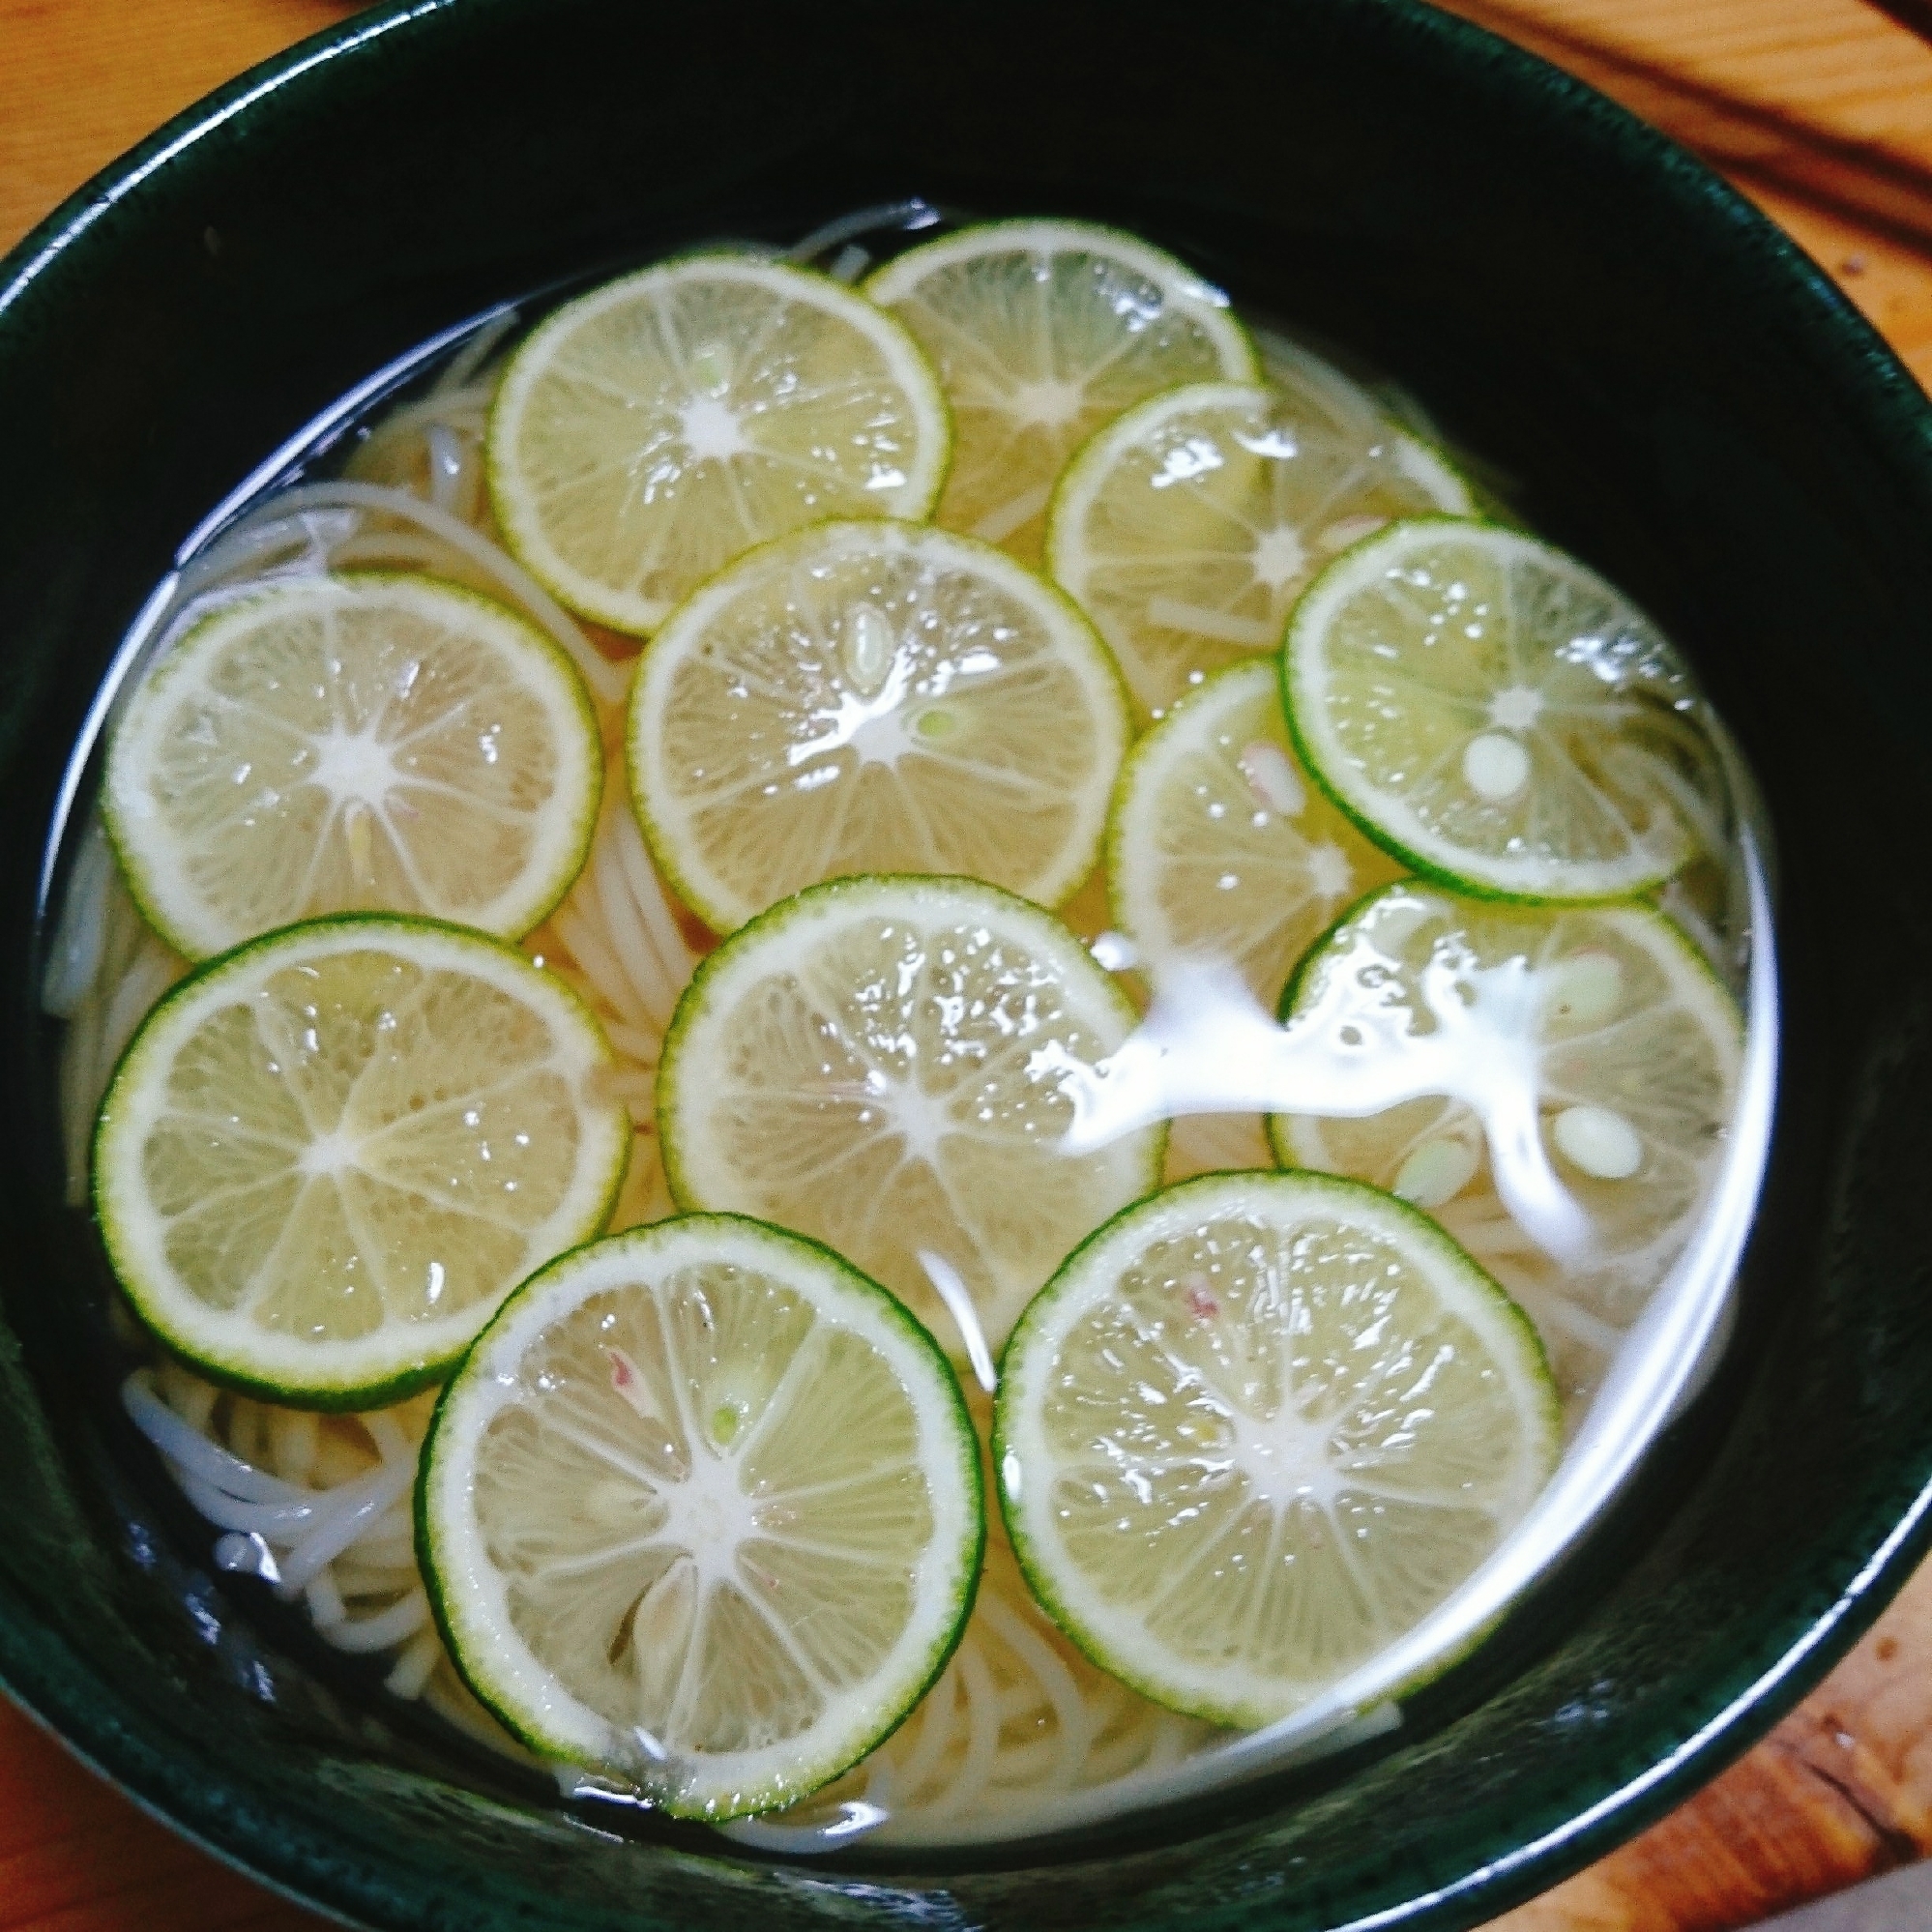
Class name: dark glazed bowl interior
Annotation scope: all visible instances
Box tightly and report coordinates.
[3,2,1932,1926]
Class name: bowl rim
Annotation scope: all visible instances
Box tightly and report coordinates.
[4,1,1932,1927]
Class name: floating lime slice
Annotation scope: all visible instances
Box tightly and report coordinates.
[1107,659,1405,1007]
[488,256,951,635]
[627,520,1127,933]
[995,1170,1559,1726]
[95,915,629,1406]
[1048,380,1471,717]
[420,1214,982,1818]
[1283,520,1720,900]
[103,573,601,959]
[1269,882,1742,1413]
[658,874,1162,1361]
[866,220,1256,563]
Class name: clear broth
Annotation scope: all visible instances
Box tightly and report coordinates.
[41,201,1777,1852]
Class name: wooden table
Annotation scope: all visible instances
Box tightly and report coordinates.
[4,3,1932,1928]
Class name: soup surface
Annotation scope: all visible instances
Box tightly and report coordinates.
[46,202,1768,1847]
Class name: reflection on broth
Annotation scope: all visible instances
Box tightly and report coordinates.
[44,200,1773,1849]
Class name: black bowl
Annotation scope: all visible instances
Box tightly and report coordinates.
[3,2,1931,1927]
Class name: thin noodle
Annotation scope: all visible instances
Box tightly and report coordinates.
[58,1016,101,1206]
[98,946,183,1077]
[434,309,517,395]
[42,822,115,1017]
[328,532,455,572]
[1140,1714,1193,1773]
[591,826,678,1026]
[166,1369,220,1435]
[277,1461,418,1592]
[600,1020,661,1068]
[828,244,870,285]
[884,1665,957,1800]
[951,1640,1005,1814]
[363,1411,414,1465]
[613,807,698,981]
[357,390,494,444]
[386,1630,443,1699]
[327,1590,430,1654]
[552,903,652,1035]
[307,1571,347,1627]
[271,1407,321,1487]
[225,482,629,705]
[123,1376,311,1503]
[977,1591,1093,1785]
[426,424,468,514]
[781,199,940,268]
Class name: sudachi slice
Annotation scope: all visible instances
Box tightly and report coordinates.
[103,572,602,958]
[995,1170,1558,1726]
[95,915,629,1405]
[420,1215,982,1817]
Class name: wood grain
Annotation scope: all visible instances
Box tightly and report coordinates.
[1430,0,1932,389]
[3,3,1931,1930]
[0,1696,322,1932]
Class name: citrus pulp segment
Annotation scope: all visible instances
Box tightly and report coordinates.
[994,1170,1559,1726]
[1047,381,1473,717]
[865,220,1257,563]
[102,572,602,959]
[486,256,951,636]
[627,520,1129,934]
[1283,520,1721,900]
[419,1215,982,1817]
[1268,883,1744,1415]
[1107,659,1406,1007]
[94,916,629,1406]
[657,875,1163,1363]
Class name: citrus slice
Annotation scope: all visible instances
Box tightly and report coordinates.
[419,1214,983,1818]
[1268,883,1743,1415]
[1047,381,1472,717]
[658,875,1163,1361]
[1283,520,1723,900]
[1107,659,1406,1006]
[486,255,951,636]
[994,1170,1559,1726]
[865,220,1257,563]
[95,915,629,1406]
[1251,325,1391,442]
[628,520,1128,933]
[102,572,602,959]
